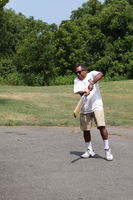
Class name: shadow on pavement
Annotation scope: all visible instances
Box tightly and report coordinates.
[70,151,105,163]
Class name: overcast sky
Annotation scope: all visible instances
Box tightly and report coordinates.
[5,0,105,25]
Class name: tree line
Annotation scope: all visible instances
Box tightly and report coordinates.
[0,0,133,86]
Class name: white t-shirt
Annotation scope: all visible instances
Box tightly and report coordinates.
[74,71,103,113]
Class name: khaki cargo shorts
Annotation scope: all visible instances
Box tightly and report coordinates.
[80,110,105,131]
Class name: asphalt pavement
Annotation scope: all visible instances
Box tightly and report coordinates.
[0,126,133,200]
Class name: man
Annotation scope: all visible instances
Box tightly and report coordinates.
[74,63,113,161]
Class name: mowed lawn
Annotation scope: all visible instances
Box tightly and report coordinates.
[0,80,133,127]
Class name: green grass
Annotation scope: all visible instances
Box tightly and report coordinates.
[100,80,133,127]
[0,80,133,127]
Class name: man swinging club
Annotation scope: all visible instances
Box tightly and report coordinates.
[74,63,113,161]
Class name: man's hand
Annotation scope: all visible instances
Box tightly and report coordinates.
[85,90,90,96]
[88,83,93,91]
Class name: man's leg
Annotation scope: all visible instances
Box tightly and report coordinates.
[93,111,109,150]
[80,114,95,158]
[83,130,92,151]
[98,126,109,150]
[81,130,95,158]
[93,110,113,161]
[98,126,108,140]
[98,126,113,161]
[83,130,91,142]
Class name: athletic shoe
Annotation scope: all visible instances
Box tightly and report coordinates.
[105,149,113,161]
[81,149,96,158]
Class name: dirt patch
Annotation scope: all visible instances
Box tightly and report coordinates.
[0,93,32,100]
[0,93,46,101]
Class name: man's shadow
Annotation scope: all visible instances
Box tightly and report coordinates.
[70,151,105,163]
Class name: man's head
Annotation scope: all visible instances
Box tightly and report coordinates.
[75,64,87,80]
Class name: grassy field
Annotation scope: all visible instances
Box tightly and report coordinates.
[0,80,133,127]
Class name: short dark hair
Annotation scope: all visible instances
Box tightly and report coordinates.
[74,63,86,71]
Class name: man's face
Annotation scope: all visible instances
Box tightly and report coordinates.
[75,66,87,80]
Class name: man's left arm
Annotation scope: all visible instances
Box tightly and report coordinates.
[88,72,103,91]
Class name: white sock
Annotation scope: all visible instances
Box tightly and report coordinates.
[86,142,93,151]
[104,139,109,150]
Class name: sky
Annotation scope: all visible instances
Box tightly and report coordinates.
[5,0,105,25]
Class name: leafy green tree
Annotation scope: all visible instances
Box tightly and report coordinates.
[127,0,133,5]
[100,0,133,77]
[0,9,29,85]
[15,18,57,85]
[56,0,103,75]
[0,9,28,57]
[70,0,102,20]
[0,0,9,12]
[1,0,133,85]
